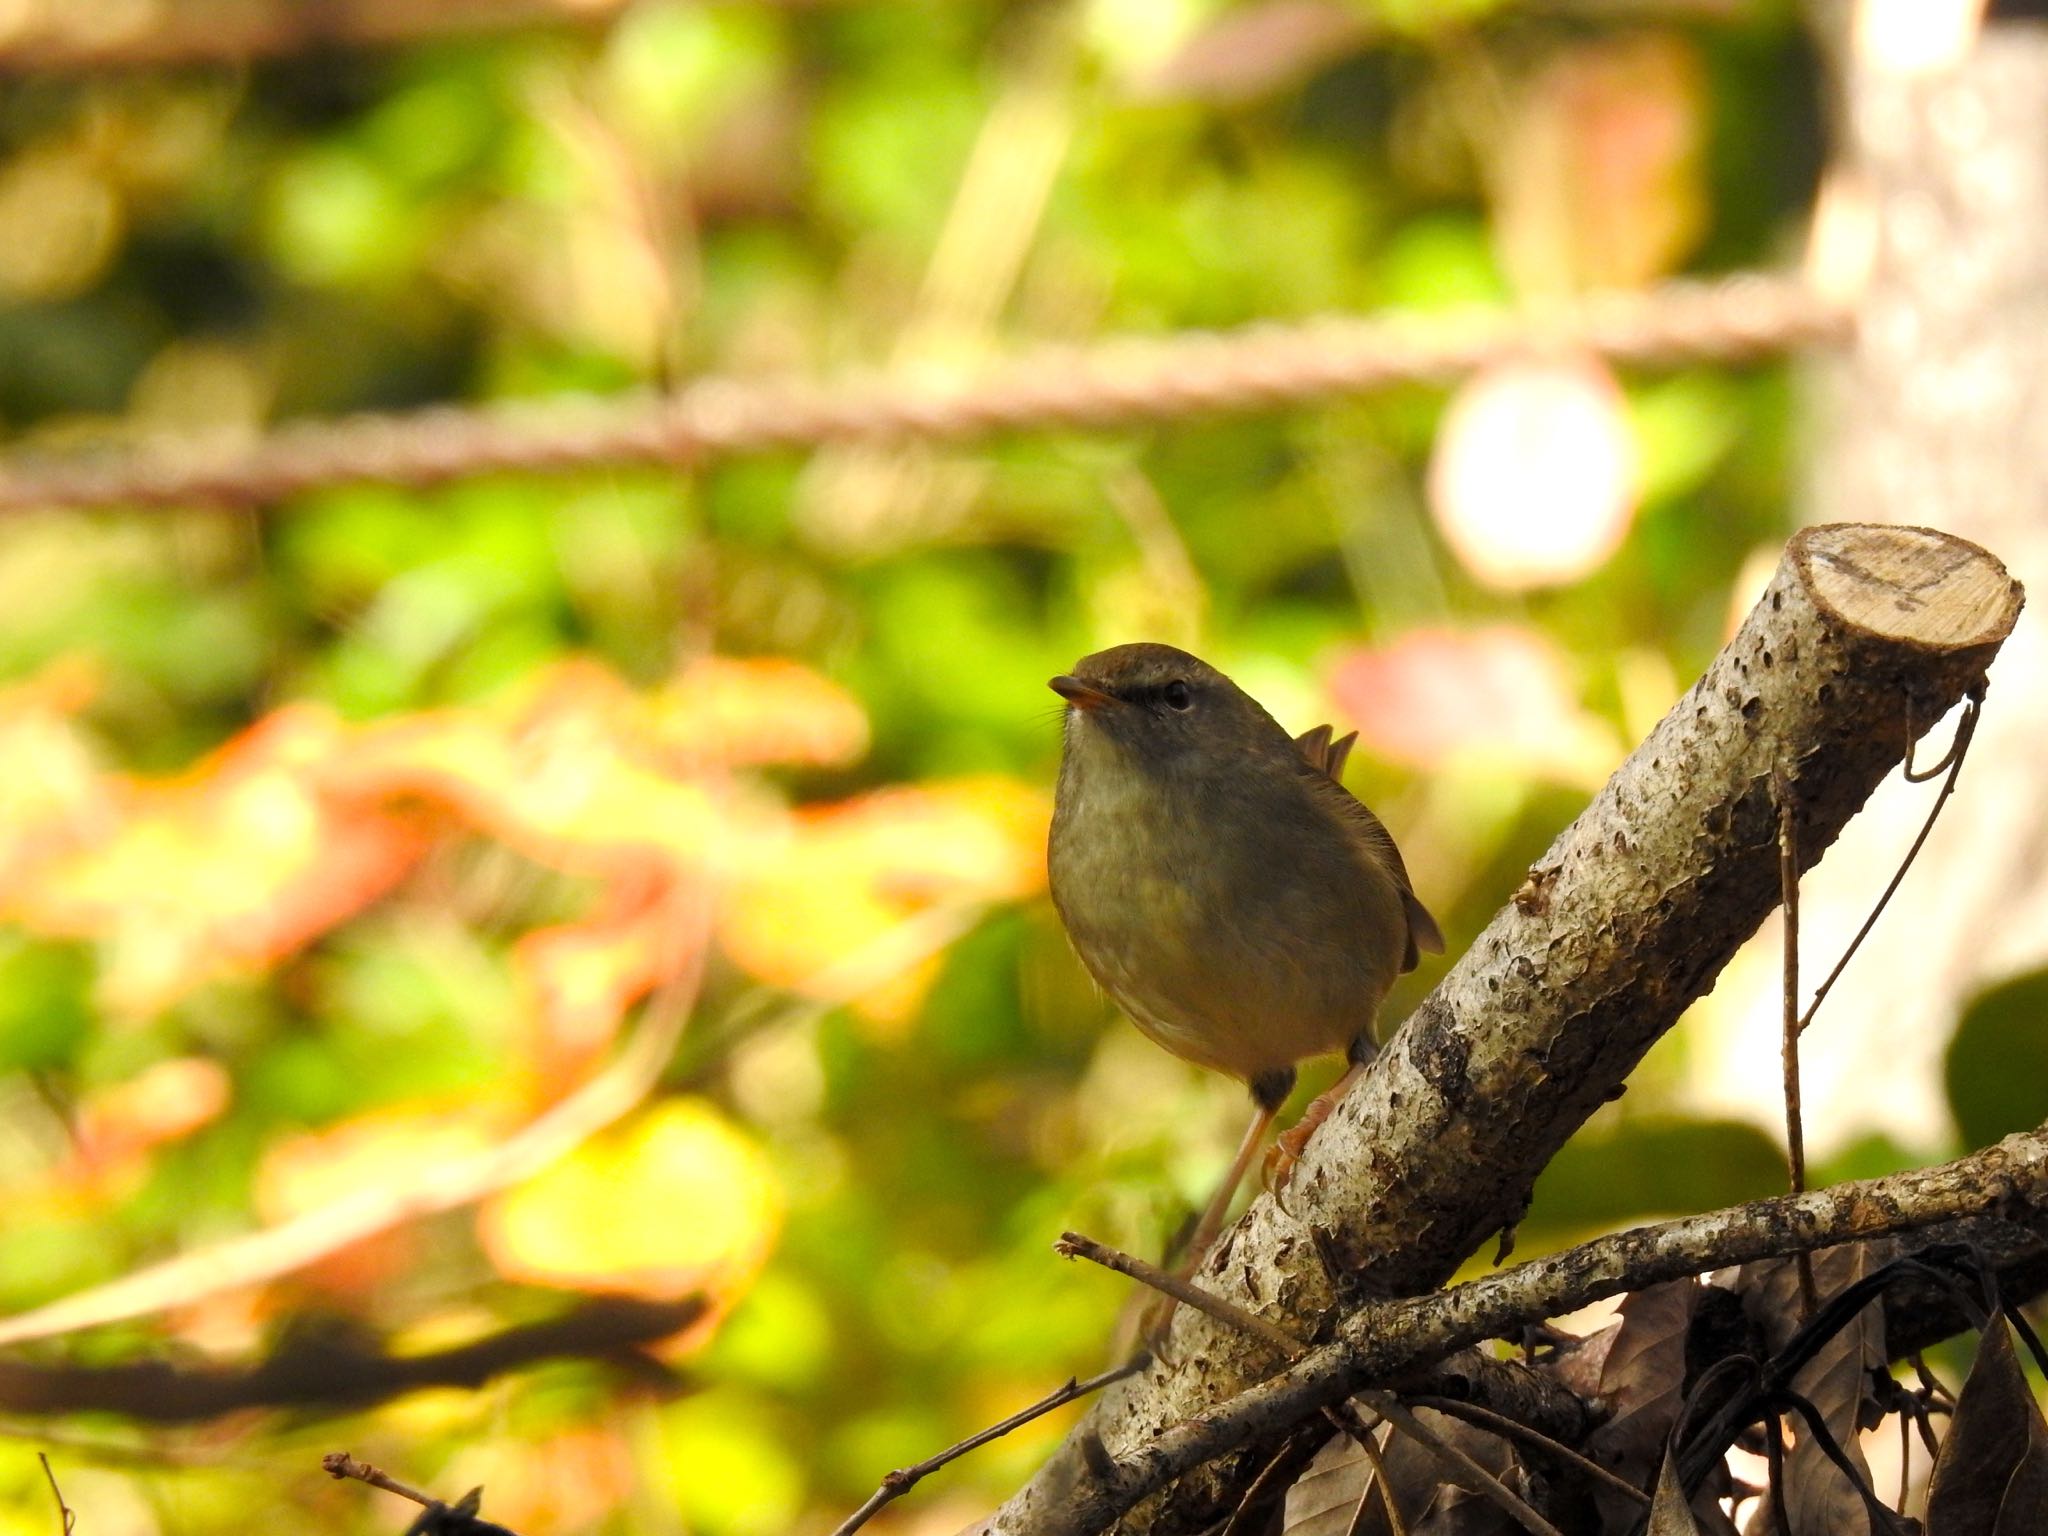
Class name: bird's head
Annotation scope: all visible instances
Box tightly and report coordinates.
[1049,643,1282,773]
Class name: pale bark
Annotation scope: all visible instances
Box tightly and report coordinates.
[991,523,2022,1536]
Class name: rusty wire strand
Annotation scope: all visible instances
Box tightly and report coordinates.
[0,272,1845,515]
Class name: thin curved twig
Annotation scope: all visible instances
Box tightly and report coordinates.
[828,1358,1146,1536]
[1798,685,1983,1035]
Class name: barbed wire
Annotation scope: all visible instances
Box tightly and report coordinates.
[0,272,1844,514]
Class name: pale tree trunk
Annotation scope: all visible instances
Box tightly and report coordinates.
[1749,3,2048,1154]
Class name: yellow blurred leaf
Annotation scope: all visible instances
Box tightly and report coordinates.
[515,880,703,1080]
[719,777,1049,1029]
[255,1100,507,1221]
[343,661,724,880]
[648,655,869,769]
[478,1098,781,1309]
[253,1098,512,1302]
[0,661,111,892]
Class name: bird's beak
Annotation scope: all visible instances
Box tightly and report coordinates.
[1050,675,1120,712]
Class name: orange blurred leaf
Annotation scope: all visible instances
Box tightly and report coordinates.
[1495,33,1707,292]
[341,661,724,881]
[64,1056,231,1195]
[1327,625,1622,789]
[515,880,701,1081]
[647,655,869,769]
[478,1098,780,1311]
[14,706,427,1013]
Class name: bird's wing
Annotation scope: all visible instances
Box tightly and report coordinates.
[1294,724,1446,972]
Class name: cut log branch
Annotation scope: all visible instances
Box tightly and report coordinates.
[991,522,2023,1536]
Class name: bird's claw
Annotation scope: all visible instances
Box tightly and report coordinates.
[1138,1294,1182,1364]
[1262,1109,1325,1215]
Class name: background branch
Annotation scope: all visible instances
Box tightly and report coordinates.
[0,1295,701,1421]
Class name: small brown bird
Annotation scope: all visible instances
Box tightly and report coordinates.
[1047,642,1442,1266]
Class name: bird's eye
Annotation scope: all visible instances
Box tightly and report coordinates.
[1163,680,1193,711]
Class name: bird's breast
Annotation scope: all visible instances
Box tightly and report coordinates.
[1049,746,1405,1081]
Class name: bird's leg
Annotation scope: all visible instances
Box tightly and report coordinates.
[1267,1035,1374,1194]
[1180,1098,1279,1269]
[1135,1072,1291,1348]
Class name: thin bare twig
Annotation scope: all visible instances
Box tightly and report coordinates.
[323,1453,437,1508]
[0,275,1843,514]
[1054,1233,1301,1357]
[1776,771,1817,1315]
[1218,1433,1321,1536]
[828,1358,1145,1536]
[38,1455,75,1536]
[324,1453,524,1536]
[1798,686,1983,1036]
[1764,1407,1790,1536]
[1336,1412,1405,1536]
[1352,1393,1564,1536]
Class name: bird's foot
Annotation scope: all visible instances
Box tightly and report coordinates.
[1136,1291,1182,1362]
[1263,1060,1366,1204]
[1262,1097,1335,1205]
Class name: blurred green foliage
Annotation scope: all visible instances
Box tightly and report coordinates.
[0,2,1980,1534]
[1946,968,2048,1152]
